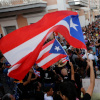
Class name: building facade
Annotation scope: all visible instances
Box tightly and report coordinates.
[0,0,100,36]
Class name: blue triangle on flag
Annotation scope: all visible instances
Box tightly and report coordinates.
[49,39,67,55]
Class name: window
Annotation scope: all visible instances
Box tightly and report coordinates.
[4,26,16,35]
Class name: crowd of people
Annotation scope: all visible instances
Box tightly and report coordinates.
[0,19,100,100]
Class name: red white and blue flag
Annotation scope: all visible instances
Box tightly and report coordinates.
[32,67,40,77]
[61,56,69,63]
[0,11,86,80]
[54,32,58,36]
[36,39,67,69]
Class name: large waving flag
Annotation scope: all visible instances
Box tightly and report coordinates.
[36,39,67,69]
[0,10,85,80]
[48,15,86,49]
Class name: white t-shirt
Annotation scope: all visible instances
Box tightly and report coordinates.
[83,35,86,39]
[44,93,53,100]
[82,53,94,60]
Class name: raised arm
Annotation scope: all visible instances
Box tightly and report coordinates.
[23,68,33,86]
[69,62,75,81]
[86,60,95,96]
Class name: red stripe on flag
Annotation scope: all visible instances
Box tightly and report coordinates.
[0,11,77,53]
[36,51,51,63]
[41,54,67,69]
[8,30,51,80]
[42,39,54,50]
[48,25,86,49]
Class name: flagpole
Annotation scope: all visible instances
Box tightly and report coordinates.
[85,49,89,77]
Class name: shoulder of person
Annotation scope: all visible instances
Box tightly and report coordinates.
[82,93,91,100]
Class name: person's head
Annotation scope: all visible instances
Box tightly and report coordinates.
[34,64,39,69]
[47,67,51,71]
[59,82,77,100]
[87,47,93,53]
[88,35,92,39]
[61,43,64,46]
[45,87,54,96]
[0,56,4,63]
[67,49,72,55]
[76,48,81,54]
[61,68,68,76]
[2,93,15,100]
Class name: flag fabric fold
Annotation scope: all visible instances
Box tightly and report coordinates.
[0,10,86,80]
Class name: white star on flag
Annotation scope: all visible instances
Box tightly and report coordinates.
[70,18,78,31]
[55,46,61,52]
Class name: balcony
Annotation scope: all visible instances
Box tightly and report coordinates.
[68,0,88,7]
[90,3,97,9]
[0,0,47,18]
[90,6,97,10]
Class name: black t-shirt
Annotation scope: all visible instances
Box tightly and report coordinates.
[54,65,61,75]
[62,75,69,82]
[82,93,91,100]
[44,70,55,83]
[0,62,3,68]
[35,91,44,100]
[53,93,63,100]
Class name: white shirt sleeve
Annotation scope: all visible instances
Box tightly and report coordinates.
[44,94,53,100]
[88,54,94,60]
[82,54,87,59]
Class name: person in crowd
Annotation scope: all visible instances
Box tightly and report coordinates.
[59,60,95,100]
[34,64,44,83]
[34,81,44,100]
[17,68,37,100]
[82,47,94,60]
[1,19,100,100]
[44,86,54,100]
[44,67,55,89]
[2,93,15,100]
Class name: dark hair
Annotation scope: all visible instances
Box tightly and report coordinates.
[2,93,11,100]
[67,49,72,54]
[59,82,77,100]
[87,47,92,51]
[0,56,3,60]
[45,86,52,92]
[76,48,79,53]
[47,67,50,71]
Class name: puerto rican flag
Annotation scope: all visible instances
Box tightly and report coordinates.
[0,11,86,80]
[61,56,69,63]
[36,39,67,69]
[32,67,40,77]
